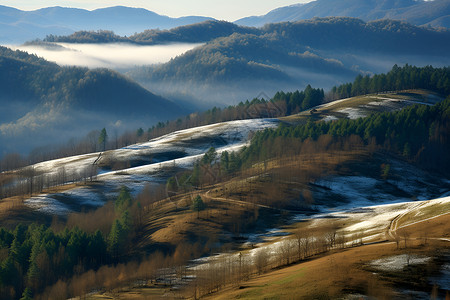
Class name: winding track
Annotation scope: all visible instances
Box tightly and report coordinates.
[387,200,450,240]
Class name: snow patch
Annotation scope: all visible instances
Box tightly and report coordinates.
[370,254,431,272]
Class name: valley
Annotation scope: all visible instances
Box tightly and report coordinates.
[0,2,449,298]
[0,87,448,298]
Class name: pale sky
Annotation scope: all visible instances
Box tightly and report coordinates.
[0,0,313,21]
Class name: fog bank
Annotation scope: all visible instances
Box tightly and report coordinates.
[10,43,203,69]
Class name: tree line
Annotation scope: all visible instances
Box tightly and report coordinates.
[329,64,450,99]
[2,64,446,174]
[241,96,450,175]
[165,94,450,198]
[0,185,142,299]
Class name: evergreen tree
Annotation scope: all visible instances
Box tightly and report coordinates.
[115,186,132,213]
[191,195,206,219]
[20,287,33,300]
[98,128,108,151]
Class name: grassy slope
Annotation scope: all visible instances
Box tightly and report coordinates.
[2,90,448,298]
[281,89,442,124]
[89,210,450,299]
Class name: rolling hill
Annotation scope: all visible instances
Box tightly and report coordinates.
[0,5,213,43]
[0,46,184,154]
[236,0,450,28]
[127,18,450,106]
[0,62,449,298]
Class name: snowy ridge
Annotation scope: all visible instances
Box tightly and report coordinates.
[23,118,279,214]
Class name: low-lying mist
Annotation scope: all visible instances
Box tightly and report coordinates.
[10,43,203,69]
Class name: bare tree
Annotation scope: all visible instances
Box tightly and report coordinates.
[254,250,268,274]
[399,229,410,248]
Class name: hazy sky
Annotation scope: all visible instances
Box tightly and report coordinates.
[0,0,313,21]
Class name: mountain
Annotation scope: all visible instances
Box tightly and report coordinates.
[0,5,213,44]
[236,0,450,28]
[0,46,184,154]
[127,17,450,106]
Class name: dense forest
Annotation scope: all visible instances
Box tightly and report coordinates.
[243,96,450,171]
[0,186,143,299]
[330,64,450,99]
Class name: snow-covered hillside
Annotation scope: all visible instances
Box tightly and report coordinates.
[25,119,279,214]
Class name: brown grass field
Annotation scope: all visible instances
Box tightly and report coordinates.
[85,213,450,299]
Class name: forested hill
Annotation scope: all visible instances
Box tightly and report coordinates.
[42,17,450,52]
[44,21,257,44]
[0,46,184,154]
[236,0,450,28]
[125,18,450,105]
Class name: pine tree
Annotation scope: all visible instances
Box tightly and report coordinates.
[98,128,108,151]
[20,287,33,300]
[191,195,206,219]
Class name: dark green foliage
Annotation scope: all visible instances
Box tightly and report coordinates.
[98,128,108,151]
[109,187,136,259]
[108,220,127,259]
[381,164,391,180]
[0,228,13,249]
[0,223,109,298]
[331,64,450,99]
[241,97,450,174]
[202,147,217,165]
[191,195,206,218]
[45,30,129,44]
[20,287,32,300]
[115,186,132,213]
[0,185,139,297]
[136,127,144,138]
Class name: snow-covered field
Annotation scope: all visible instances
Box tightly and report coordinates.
[190,195,450,273]
[24,118,279,214]
[319,93,442,121]
[370,254,431,272]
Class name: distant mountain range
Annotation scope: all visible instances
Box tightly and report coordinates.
[2,1,450,44]
[236,0,450,28]
[0,5,213,43]
[0,46,184,154]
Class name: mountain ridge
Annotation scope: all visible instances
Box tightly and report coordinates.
[0,5,214,43]
[127,17,450,105]
[236,0,450,28]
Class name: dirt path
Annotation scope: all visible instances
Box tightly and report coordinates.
[387,199,450,240]
[387,202,427,239]
[202,189,297,213]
